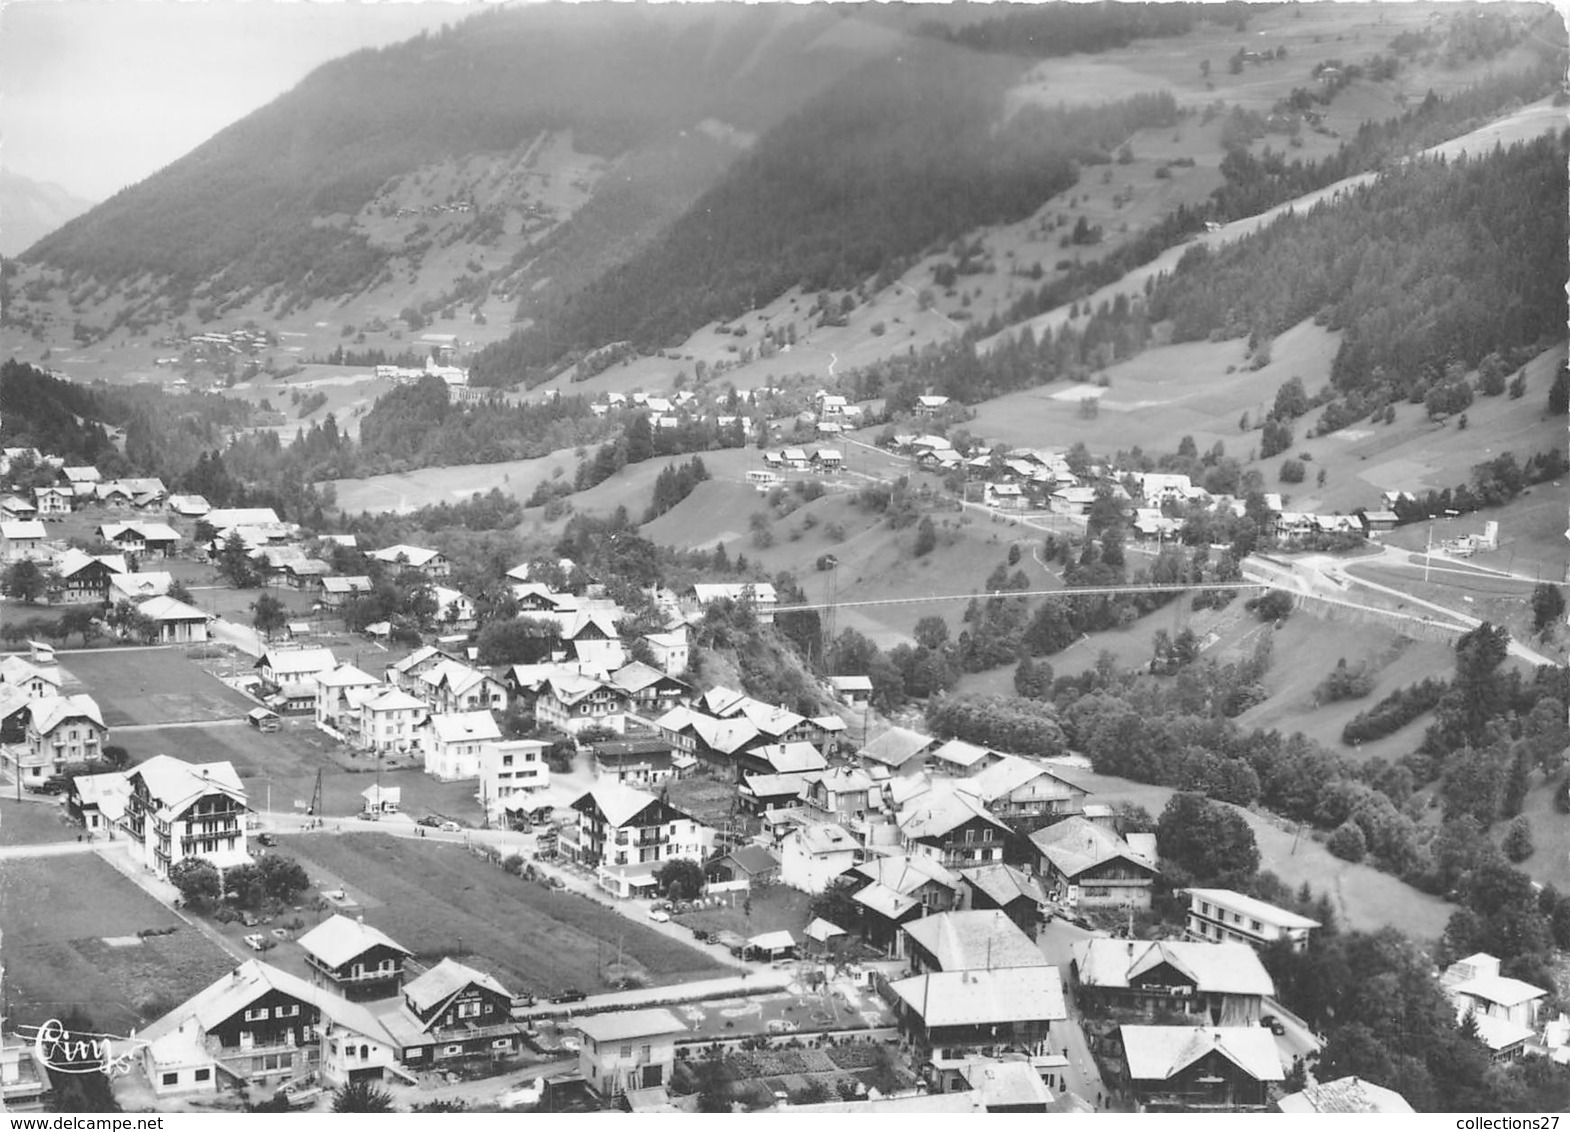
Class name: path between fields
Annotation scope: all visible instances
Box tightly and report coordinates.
[514,968,795,1022]
[0,838,101,860]
[115,717,248,733]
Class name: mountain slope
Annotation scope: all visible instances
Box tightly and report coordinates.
[0,172,94,258]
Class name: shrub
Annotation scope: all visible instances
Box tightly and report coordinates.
[1328,820,1367,862]
[1503,815,1535,862]
[1279,458,1306,483]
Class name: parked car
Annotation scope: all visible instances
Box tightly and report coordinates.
[439,820,462,833]
[243,933,267,951]
[1262,1015,1286,1036]
[648,909,671,923]
[417,816,441,828]
[256,833,277,848]
[550,988,587,1004]
[355,811,379,822]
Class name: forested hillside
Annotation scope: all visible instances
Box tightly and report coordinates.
[19,4,915,315]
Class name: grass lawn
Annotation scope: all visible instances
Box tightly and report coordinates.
[59,649,257,726]
[666,776,742,828]
[0,797,79,846]
[673,883,814,940]
[275,833,728,996]
[0,853,234,1030]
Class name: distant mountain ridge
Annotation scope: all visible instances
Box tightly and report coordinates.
[0,171,94,258]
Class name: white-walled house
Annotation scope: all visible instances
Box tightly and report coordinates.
[423,711,501,781]
[779,822,859,894]
[358,689,427,756]
[124,756,250,878]
[481,740,551,821]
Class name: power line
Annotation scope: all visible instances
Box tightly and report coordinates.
[778,580,1268,613]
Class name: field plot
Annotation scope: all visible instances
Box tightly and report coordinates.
[1051,763,1452,941]
[0,853,234,1029]
[0,797,80,846]
[275,833,728,995]
[60,649,257,727]
[673,885,814,942]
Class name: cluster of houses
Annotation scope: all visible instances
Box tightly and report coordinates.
[0,647,110,791]
[373,356,489,405]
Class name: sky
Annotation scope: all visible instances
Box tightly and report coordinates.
[0,0,496,202]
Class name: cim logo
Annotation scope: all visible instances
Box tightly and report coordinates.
[17,1019,150,1077]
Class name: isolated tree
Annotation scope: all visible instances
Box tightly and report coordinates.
[1328,820,1368,862]
[1503,815,1535,862]
[1530,583,1565,633]
[257,854,311,901]
[913,616,949,651]
[913,516,937,557]
[653,857,704,902]
[1,559,47,604]
[251,593,287,640]
[1549,363,1569,415]
[1156,792,1260,882]
[169,858,222,911]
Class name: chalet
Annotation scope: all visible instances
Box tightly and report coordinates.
[561,609,625,671]
[0,520,47,562]
[984,482,1026,510]
[889,966,1067,1091]
[897,789,1010,869]
[480,739,550,820]
[816,393,848,415]
[98,477,167,508]
[124,755,249,878]
[431,585,476,630]
[368,544,449,579]
[384,645,463,695]
[1071,938,1274,1025]
[592,736,678,787]
[687,712,763,777]
[915,395,951,416]
[780,448,810,470]
[108,570,173,603]
[314,664,382,734]
[576,1008,686,1101]
[691,582,778,623]
[33,486,73,516]
[563,781,711,899]
[778,821,859,894]
[860,726,937,778]
[609,661,692,716]
[53,548,125,604]
[0,656,62,699]
[1273,512,1317,541]
[97,521,180,558]
[136,596,211,644]
[1133,508,1181,541]
[1137,473,1200,506]
[1031,816,1158,909]
[1050,485,1097,515]
[902,910,1051,976]
[0,495,37,521]
[12,694,106,785]
[358,689,427,756]
[377,959,523,1067]
[704,844,780,887]
[962,1059,1055,1112]
[255,648,337,713]
[1184,888,1320,952]
[1360,510,1400,536]
[415,659,508,715]
[845,854,962,957]
[926,738,999,777]
[738,771,808,814]
[828,674,873,708]
[136,960,404,1097]
[298,915,413,1001]
[1119,1026,1283,1112]
[67,770,132,836]
[959,755,1088,822]
[423,711,501,780]
[740,739,827,779]
[1442,953,1547,1059]
[535,672,630,737]
[319,575,373,609]
[812,448,843,472]
[960,863,1049,936]
[802,766,875,828]
[63,466,102,497]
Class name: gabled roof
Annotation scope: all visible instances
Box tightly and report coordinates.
[853,881,920,920]
[1119,1026,1283,1084]
[701,686,749,716]
[721,844,780,876]
[1468,1012,1537,1053]
[851,853,961,895]
[962,862,1048,909]
[544,671,613,706]
[742,772,809,800]
[55,548,126,577]
[804,917,848,943]
[572,780,662,828]
[0,656,62,690]
[739,701,806,736]
[897,789,1008,842]
[109,571,174,599]
[297,915,412,969]
[257,647,337,675]
[890,967,1066,1027]
[964,1058,1056,1109]
[1071,938,1274,998]
[609,660,671,694]
[803,765,874,794]
[137,596,208,623]
[1453,974,1548,1009]
[829,675,873,693]
[901,910,1050,972]
[928,738,994,769]
[139,960,395,1048]
[73,771,131,822]
[27,693,105,734]
[757,741,827,775]
[0,520,46,539]
[690,713,759,755]
[129,755,246,814]
[369,544,442,567]
[1031,816,1157,880]
[362,688,427,713]
[575,1008,686,1043]
[791,822,855,855]
[1277,1076,1414,1114]
[429,711,501,745]
[316,663,381,689]
[322,575,373,594]
[860,726,936,768]
[963,755,1083,803]
[403,957,512,1015]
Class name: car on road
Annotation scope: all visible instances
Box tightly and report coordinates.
[256,833,277,848]
[417,816,441,828]
[1262,1015,1286,1036]
[439,820,462,833]
[355,812,379,822]
[549,988,587,1004]
[647,909,671,923]
[243,933,267,951]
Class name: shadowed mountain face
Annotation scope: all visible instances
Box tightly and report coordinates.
[0,171,94,258]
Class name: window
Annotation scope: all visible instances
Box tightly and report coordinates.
[981,828,993,842]
[620,1045,633,1059]
[1250,919,1263,933]
[244,1007,269,1022]
[503,755,513,767]
[640,1044,652,1061]
[457,1001,481,1019]
[162,1072,179,1086]
[492,1038,513,1050]
[194,1068,210,1082]
[443,1044,464,1057]
[278,1003,299,1017]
